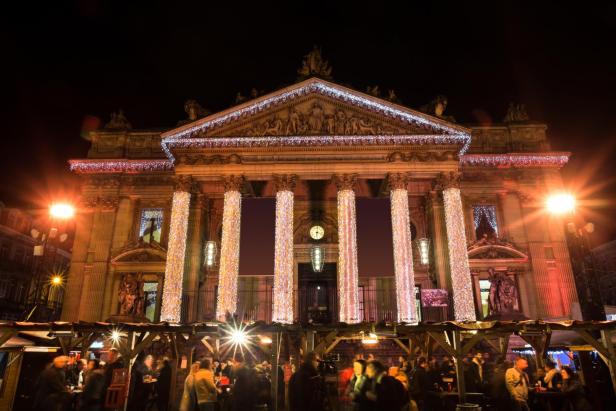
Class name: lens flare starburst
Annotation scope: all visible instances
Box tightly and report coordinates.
[219,319,258,360]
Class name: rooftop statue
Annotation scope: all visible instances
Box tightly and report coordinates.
[104,109,132,130]
[420,95,456,122]
[366,85,380,97]
[297,45,333,80]
[503,102,530,123]
[177,99,211,125]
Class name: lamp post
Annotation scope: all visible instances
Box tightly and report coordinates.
[545,193,605,320]
[24,202,74,321]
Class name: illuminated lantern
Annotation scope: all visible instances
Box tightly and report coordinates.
[417,238,430,265]
[204,241,218,268]
[310,245,325,273]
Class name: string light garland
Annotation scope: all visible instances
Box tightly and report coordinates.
[337,188,360,324]
[216,190,242,321]
[69,159,173,173]
[390,188,419,324]
[272,190,294,324]
[162,79,468,138]
[443,187,477,321]
[461,153,570,168]
[160,191,191,322]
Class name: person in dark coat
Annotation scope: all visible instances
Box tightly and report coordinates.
[365,361,406,411]
[465,352,485,393]
[559,366,592,411]
[80,359,106,411]
[231,357,258,411]
[33,355,70,411]
[129,354,156,411]
[102,348,125,410]
[409,357,431,410]
[288,352,325,411]
[488,358,511,411]
[156,358,173,411]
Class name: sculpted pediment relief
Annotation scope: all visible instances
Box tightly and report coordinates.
[211,96,422,137]
[468,236,528,261]
[112,239,167,263]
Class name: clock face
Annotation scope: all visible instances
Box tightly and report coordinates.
[309,225,325,240]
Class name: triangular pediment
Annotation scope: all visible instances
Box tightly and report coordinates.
[162,78,469,140]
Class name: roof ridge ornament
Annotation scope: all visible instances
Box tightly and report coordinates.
[297,45,333,80]
[104,109,132,130]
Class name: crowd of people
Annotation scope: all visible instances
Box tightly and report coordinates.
[31,348,597,411]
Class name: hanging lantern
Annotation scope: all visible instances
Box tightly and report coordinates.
[310,245,325,273]
[417,238,430,265]
[204,241,218,268]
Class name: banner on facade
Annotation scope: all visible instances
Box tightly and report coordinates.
[421,289,449,307]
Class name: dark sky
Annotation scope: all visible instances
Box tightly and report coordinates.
[2,1,616,254]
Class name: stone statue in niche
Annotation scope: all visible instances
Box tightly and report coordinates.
[487,268,524,319]
[108,272,149,322]
[118,273,144,316]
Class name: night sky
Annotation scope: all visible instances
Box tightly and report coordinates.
[2,2,616,273]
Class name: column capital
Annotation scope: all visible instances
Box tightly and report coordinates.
[387,173,409,191]
[222,175,245,192]
[174,175,194,192]
[332,173,358,191]
[273,174,298,192]
[437,171,462,190]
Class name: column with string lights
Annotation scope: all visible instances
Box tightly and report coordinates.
[161,177,193,322]
[440,172,477,321]
[334,174,360,324]
[272,174,297,324]
[388,173,419,324]
[215,176,244,321]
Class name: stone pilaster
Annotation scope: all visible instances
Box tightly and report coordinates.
[184,192,206,322]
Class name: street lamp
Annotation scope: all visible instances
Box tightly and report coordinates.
[50,203,75,220]
[545,193,605,320]
[25,202,75,321]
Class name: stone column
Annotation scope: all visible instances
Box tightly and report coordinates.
[184,193,206,322]
[272,174,297,324]
[333,174,360,324]
[427,189,450,290]
[388,173,419,324]
[215,176,244,321]
[440,172,477,321]
[160,177,192,322]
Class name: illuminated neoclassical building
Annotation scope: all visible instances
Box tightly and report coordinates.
[61,73,578,326]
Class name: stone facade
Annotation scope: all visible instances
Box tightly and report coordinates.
[61,77,578,323]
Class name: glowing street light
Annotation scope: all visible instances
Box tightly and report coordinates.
[50,203,75,220]
[51,275,63,286]
[546,193,576,215]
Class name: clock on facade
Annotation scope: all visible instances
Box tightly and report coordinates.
[309,225,325,240]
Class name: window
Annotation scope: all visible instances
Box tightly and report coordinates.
[473,205,498,239]
[138,209,164,243]
[143,282,158,321]
[479,279,491,318]
[414,285,422,321]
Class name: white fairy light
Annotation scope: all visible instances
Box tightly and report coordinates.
[443,187,477,321]
[390,188,419,324]
[337,188,360,324]
[216,190,242,321]
[69,159,173,173]
[160,191,191,322]
[272,190,294,324]
[461,153,570,168]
